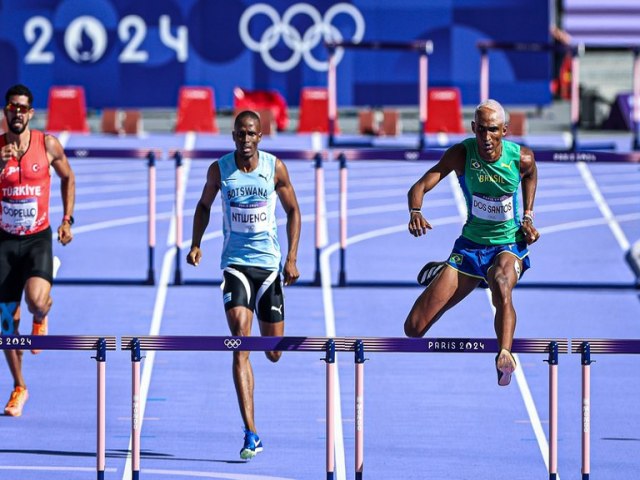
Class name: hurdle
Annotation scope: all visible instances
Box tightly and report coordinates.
[331,148,451,287]
[57,148,160,285]
[345,337,568,480]
[0,335,117,480]
[121,335,340,480]
[478,41,588,151]
[326,40,434,150]
[121,335,566,479]
[331,146,639,287]
[585,45,640,151]
[168,149,325,286]
[478,41,640,152]
[571,338,640,480]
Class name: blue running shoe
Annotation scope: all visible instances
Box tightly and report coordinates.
[240,429,263,459]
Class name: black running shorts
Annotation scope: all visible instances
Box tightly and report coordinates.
[221,265,284,323]
[0,227,53,303]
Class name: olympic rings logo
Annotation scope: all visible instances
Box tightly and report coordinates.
[224,338,242,349]
[239,2,365,72]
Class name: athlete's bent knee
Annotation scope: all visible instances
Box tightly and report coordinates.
[26,296,52,319]
[404,318,422,338]
[265,350,281,363]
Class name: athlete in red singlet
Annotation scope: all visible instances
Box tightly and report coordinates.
[0,84,75,417]
[1,129,53,235]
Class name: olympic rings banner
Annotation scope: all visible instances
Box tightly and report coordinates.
[0,0,550,109]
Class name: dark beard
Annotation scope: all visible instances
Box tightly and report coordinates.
[8,121,27,135]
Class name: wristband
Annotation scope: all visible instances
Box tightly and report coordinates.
[62,215,74,226]
[409,208,422,214]
[522,213,534,224]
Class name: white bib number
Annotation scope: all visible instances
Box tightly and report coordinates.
[471,194,514,222]
[230,201,269,233]
[1,198,38,229]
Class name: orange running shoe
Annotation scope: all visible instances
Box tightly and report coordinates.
[30,316,48,354]
[4,386,29,417]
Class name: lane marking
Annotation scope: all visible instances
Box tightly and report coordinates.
[143,469,294,479]
[577,162,631,251]
[121,132,194,480]
[0,466,117,472]
[319,244,347,480]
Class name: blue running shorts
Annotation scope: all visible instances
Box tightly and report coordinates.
[445,236,530,288]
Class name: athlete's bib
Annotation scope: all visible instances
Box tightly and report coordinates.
[471,193,514,222]
[229,201,270,233]
[1,198,38,229]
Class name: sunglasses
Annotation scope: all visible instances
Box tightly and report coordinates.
[5,103,32,114]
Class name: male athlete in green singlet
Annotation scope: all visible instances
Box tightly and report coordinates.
[404,99,540,386]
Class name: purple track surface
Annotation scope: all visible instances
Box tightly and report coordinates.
[1,131,639,480]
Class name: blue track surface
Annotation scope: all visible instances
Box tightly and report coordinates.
[1,132,639,480]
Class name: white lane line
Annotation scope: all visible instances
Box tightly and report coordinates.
[121,133,195,480]
[0,466,117,472]
[577,162,631,251]
[143,469,294,479]
[319,243,346,480]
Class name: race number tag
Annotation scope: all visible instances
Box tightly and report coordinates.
[230,201,269,233]
[471,193,514,222]
[1,198,38,229]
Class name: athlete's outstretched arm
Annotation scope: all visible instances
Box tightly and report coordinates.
[47,134,75,245]
[187,162,221,266]
[275,158,301,286]
[408,143,465,237]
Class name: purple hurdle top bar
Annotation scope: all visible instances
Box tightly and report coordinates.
[571,338,640,354]
[0,335,116,480]
[66,148,160,160]
[121,335,338,352]
[168,149,322,161]
[0,335,117,351]
[342,337,569,354]
[332,148,640,163]
[535,150,640,163]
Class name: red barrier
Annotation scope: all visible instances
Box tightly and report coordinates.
[175,86,218,133]
[298,87,338,133]
[233,87,289,131]
[424,87,465,133]
[46,86,90,133]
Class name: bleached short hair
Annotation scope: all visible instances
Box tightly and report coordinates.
[474,99,506,124]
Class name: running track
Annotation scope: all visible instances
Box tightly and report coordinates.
[1,131,639,480]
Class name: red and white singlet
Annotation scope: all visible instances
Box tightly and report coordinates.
[0,130,51,235]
